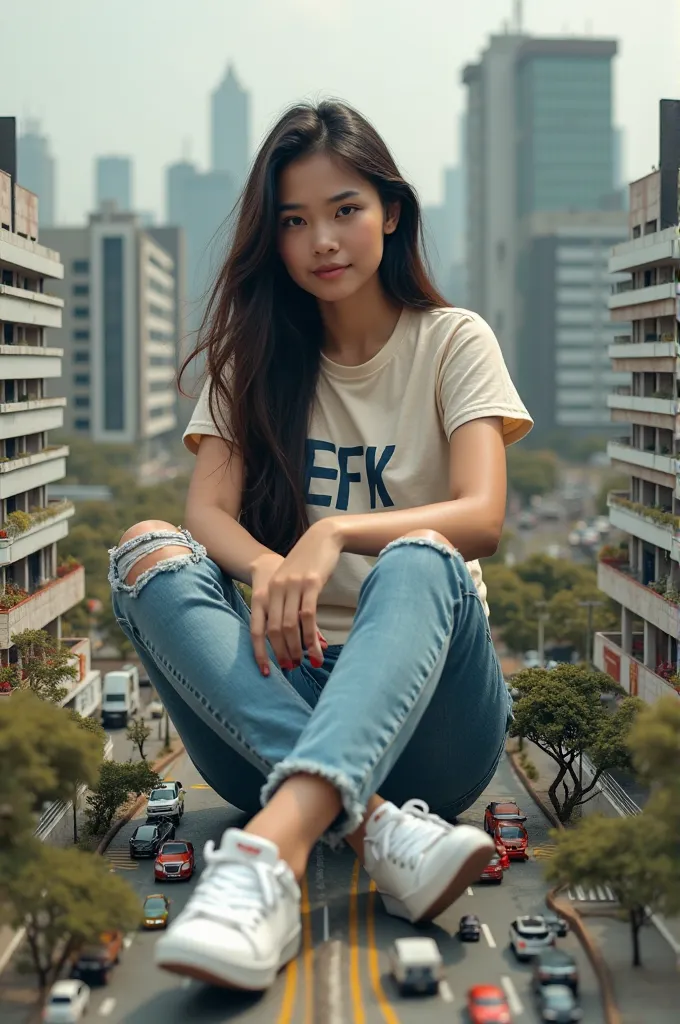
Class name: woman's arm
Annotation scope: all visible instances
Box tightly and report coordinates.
[323,417,508,560]
[184,435,279,584]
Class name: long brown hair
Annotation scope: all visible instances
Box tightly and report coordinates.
[179,100,447,555]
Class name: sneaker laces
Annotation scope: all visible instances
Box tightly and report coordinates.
[368,799,452,871]
[176,840,293,932]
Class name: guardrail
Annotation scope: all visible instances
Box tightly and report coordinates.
[34,737,113,840]
[580,754,642,817]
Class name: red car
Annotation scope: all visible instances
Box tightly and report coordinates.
[494,822,529,861]
[495,840,510,871]
[484,801,526,835]
[479,852,503,884]
[154,840,195,881]
[467,984,512,1024]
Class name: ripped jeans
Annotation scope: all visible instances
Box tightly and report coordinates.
[108,528,511,845]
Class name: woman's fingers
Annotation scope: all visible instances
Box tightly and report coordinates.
[249,590,270,676]
[266,582,297,669]
[281,587,304,667]
[300,585,323,666]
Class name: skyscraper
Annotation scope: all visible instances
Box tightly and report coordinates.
[96,155,132,211]
[210,64,250,187]
[462,33,627,440]
[17,120,55,226]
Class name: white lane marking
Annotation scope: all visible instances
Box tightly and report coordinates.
[439,980,454,1003]
[98,998,116,1017]
[501,975,523,1016]
[466,886,474,896]
[123,934,135,949]
[327,940,344,1024]
[323,903,329,942]
[481,923,496,949]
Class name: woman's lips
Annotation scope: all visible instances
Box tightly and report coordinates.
[313,265,349,280]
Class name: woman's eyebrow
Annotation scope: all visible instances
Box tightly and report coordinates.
[278,189,361,212]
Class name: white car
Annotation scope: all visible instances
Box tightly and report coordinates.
[43,979,90,1022]
[145,782,185,825]
[147,700,164,719]
[388,936,443,995]
[523,650,542,669]
[509,915,556,961]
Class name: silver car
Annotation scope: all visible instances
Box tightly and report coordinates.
[509,915,555,961]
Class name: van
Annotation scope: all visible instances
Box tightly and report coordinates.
[101,665,140,727]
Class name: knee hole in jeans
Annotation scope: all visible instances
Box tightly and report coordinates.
[118,520,186,586]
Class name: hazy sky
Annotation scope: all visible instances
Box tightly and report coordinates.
[4,0,679,224]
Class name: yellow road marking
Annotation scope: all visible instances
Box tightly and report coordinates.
[367,881,401,1024]
[190,784,211,789]
[532,845,557,860]
[276,957,298,1024]
[349,859,366,1024]
[301,877,314,1024]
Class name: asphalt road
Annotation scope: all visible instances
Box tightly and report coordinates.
[81,753,604,1024]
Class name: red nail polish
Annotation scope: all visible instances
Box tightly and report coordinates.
[310,657,324,668]
[281,661,293,670]
[261,665,270,677]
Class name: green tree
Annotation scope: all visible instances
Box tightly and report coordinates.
[514,554,596,602]
[595,473,629,516]
[66,712,108,844]
[510,664,642,821]
[507,447,558,506]
[0,844,140,992]
[545,814,678,966]
[126,717,152,759]
[85,760,161,837]
[483,564,544,653]
[11,629,78,704]
[0,692,103,855]
[547,585,618,657]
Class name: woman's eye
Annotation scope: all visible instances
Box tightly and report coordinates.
[281,215,305,228]
[337,205,357,218]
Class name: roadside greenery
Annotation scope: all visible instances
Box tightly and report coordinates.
[84,759,161,838]
[506,446,558,506]
[126,716,152,759]
[484,554,619,657]
[510,664,642,822]
[546,696,680,966]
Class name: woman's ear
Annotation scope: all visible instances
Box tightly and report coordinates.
[384,201,401,235]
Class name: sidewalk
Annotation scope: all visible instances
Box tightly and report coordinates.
[510,739,680,1022]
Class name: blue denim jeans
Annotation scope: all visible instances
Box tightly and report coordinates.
[108,529,511,845]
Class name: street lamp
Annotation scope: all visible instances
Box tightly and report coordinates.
[578,599,602,666]
[164,708,170,749]
[536,600,549,666]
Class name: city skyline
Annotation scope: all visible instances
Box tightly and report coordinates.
[4,0,678,225]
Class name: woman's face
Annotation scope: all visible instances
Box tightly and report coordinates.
[277,151,399,302]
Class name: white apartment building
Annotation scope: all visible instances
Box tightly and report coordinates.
[0,117,99,717]
[42,209,177,453]
[594,100,680,706]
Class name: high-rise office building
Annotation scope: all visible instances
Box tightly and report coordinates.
[0,117,100,717]
[17,120,55,227]
[462,33,620,426]
[42,209,177,452]
[594,100,680,706]
[95,155,132,212]
[211,64,250,188]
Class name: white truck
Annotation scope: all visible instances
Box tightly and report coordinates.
[101,665,140,728]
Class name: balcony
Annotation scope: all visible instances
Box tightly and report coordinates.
[0,344,64,380]
[59,637,102,718]
[607,389,677,428]
[0,445,70,500]
[606,440,675,480]
[0,285,63,329]
[609,230,680,275]
[607,338,677,367]
[0,499,75,565]
[607,491,679,554]
[609,281,678,322]
[0,566,85,648]
[0,227,63,279]
[0,396,66,440]
[594,631,680,705]
[597,559,680,637]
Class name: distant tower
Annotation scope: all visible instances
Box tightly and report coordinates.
[210,64,250,188]
[17,120,55,225]
[96,156,133,211]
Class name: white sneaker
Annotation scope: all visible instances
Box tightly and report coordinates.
[154,828,301,990]
[364,799,495,923]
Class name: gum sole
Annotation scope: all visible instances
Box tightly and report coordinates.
[158,961,268,990]
[418,843,496,922]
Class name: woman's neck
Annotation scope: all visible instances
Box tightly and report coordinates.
[318,276,402,367]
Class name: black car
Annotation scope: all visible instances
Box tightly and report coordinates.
[536,984,582,1022]
[129,820,175,858]
[544,911,569,938]
[458,914,481,941]
[532,949,579,994]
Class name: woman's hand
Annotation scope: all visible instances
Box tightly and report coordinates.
[250,520,343,675]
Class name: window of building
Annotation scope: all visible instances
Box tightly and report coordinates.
[73,284,90,297]
[149,379,171,392]
[150,405,169,418]
[644,219,658,235]
[632,225,641,239]
[72,260,90,274]
[73,351,90,364]
[73,307,90,319]
[73,373,90,386]
[102,236,125,431]
[73,330,90,341]
[74,418,90,430]
[1,269,13,286]
[74,396,90,409]
[2,323,13,345]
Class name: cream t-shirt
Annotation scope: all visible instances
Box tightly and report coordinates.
[183,307,533,644]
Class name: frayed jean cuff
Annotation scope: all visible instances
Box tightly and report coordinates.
[260,759,364,849]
